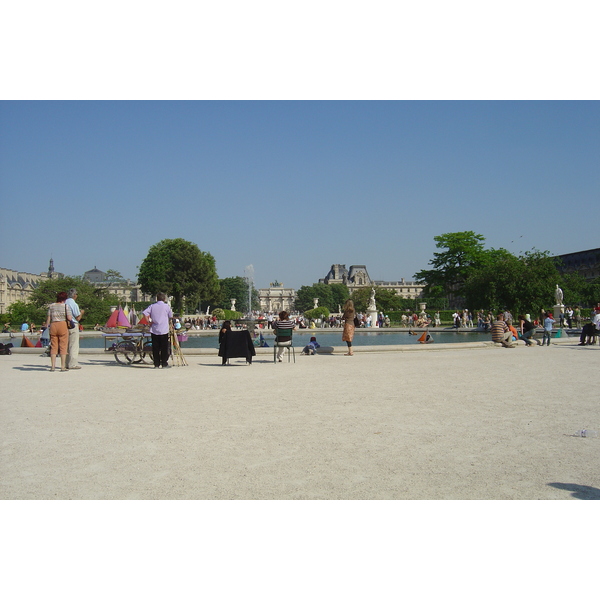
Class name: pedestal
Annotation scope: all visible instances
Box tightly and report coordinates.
[368,310,379,328]
[553,304,564,325]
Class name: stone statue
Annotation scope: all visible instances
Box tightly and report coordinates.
[338,304,341,314]
[230,299,236,311]
[206,305,210,315]
[555,285,564,305]
[368,288,376,312]
[313,298,319,309]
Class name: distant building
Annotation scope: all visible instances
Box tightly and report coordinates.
[0,261,151,314]
[0,259,64,314]
[319,264,425,299]
[83,267,107,283]
[258,282,296,313]
[83,268,152,304]
[554,248,600,281]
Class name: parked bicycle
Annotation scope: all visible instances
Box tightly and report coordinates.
[112,333,153,365]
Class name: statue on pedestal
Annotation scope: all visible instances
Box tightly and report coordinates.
[313,298,319,309]
[555,285,564,305]
[230,299,236,311]
[367,288,377,312]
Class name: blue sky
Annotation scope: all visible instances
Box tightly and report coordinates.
[1,101,598,290]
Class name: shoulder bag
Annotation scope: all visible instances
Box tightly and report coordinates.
[65,305,76,329]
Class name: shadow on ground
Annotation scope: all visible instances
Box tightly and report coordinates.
[547,482,600,499]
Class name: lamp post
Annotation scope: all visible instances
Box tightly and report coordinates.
[245,265,254,316]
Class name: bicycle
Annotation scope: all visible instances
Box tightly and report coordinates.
[113,333,153,365]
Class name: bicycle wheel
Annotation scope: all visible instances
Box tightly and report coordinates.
[140,341,153,364]
[114,340,136,364]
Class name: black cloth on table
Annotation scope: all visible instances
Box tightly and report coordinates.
[218,330,256,363]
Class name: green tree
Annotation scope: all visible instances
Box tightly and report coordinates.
[304,307,330,320]
[583,277,600,307]
[137,238,219,313]
[105,269,124,282]
[415,231,488,298]
[463,250,560,315]
[558,272,589,307]
[349,287,371,312]
[328,283,350,311]
[349,286,403,313]
[294,283,334,313]
[216,276,259,313]
[293,283,349,313]
[6,300,46,327]
[24,276,121,327]
[212,308,225,320]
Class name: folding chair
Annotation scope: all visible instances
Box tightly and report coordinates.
[273,327,295,363]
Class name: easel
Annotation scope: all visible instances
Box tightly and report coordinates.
[169,326,188,366]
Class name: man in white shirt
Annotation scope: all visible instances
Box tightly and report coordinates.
[578,306,600,345]
[65,288,84,369]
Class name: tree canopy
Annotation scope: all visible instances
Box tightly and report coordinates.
[5,276,120,327]
[294,283,349,313]
[462,250,560,315]
[415,231,488,298]
[216,276,259,314]
[350,286,405,313]
[137,238,219,313]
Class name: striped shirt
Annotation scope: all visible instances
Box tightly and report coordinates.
[47,302,74,324]
[490,319,509,342]
[274,319,295,340]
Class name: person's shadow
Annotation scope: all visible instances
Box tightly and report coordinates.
[13,364,51,371]
[547,482,600,500]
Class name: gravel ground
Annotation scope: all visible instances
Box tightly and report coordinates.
[1,340,599,500]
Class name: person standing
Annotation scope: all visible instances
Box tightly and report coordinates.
[542,312,555,346]
[143,293,173,368]
[341,299,356,356]
[452,311,460,328]
[565,307,573,328]
[65,288,84,369]
[218,320,233,365]
[46,291,74,371]
[574,306,581,328]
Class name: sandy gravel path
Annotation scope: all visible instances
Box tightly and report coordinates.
[1,341,599,499]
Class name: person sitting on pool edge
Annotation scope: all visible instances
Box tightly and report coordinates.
[491,313,515,348]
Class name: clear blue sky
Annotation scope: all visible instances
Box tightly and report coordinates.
[1,100,598,290]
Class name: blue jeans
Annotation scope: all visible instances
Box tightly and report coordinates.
[519,329,538,346]
[542,330,552,346]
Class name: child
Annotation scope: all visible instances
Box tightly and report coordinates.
[302,336,320,355]
[542,312,554,346]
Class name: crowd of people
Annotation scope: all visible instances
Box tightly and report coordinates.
[6,290,600,369]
